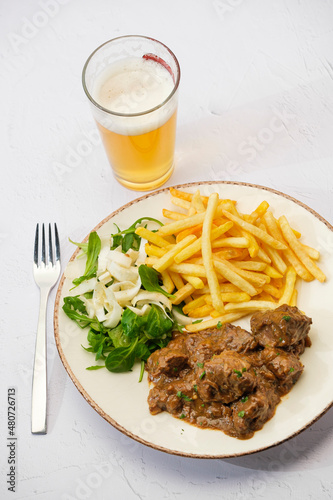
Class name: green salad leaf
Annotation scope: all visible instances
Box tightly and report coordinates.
[111,217,163,253]
[71,231,101,287]
[138,264,174,299]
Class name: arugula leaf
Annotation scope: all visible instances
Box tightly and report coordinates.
[63,296,102,330]
[72,231,101,286]
[122,232,141,252]
[69,238,89,254]
[111,217,163,253]
[71,267,98,287]
[138,265,174,299]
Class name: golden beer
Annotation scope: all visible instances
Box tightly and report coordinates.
[82,36,180,191]
[96,110,177,190]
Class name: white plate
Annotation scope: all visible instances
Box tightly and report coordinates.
[54,181,333,458]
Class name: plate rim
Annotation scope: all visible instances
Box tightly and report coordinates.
[53,180,333,459]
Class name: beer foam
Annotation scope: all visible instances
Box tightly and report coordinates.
[91,57,177,135]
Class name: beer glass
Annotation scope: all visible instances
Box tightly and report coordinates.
[82,35,181,191]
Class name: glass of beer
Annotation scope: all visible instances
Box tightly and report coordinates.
[82,35,181,191]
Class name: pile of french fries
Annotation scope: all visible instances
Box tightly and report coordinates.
[135,187,326,333]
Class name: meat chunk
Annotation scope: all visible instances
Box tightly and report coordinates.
[146,346,188,381]
[148,378,194,415]
[230,382,280,439]
[184,325,257,367]
[196,351,257,404]
[260,347,303,394]
[185,329,225,366]
[250,304,312,348]
[220,324,258,353]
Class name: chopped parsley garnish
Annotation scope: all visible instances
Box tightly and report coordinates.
[199,370,206,380]
[289,367,295,373]
[216,321,222,328]
[241,396,248,403]
[283,315,291,321]
[179,413,186,419]
[197,362,204,368]
[176,391,192,402]
[238,411,245,418]
[193,384,198,392]
[233,367,247,378]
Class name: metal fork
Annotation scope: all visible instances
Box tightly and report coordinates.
[32,223,61,434]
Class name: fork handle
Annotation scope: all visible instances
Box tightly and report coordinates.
[31,287,50,434]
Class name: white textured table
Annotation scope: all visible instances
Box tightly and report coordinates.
[1,1,333,498]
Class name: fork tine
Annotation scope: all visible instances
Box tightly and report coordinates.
[41,223,46,265]
[48,223,54,265]
[34,223,39,265]
[54,223,60,262]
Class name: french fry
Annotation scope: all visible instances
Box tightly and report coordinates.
[262,283,282,299]
[171,283,195,305]
[278,266,297,305]
[181,274,205,289]
[302,244,320,261]
[169,271,185,290]
[205,292,252,303]
[162,209,187,221]
[188,304,214,318]
[202,193,225,313]
[153,234,197,273]
[263,211,313,281]
[135,227,171,248]
[232,260,267,271]
[264,264,283,279]
[262,244,287,275]
[185,312,248,332]
[213,259,258,296]
[196,283,244,295]
[290,289,298,307]
[222,209,287,250]
[168,262,207,277]
[213,248,247,261]
[145,243,167,257]
[176,224,203,243]
[256,247,271,264]
[211,237,249,248]
[278,216,326,282]
[215,257,269,287]
[241,230,260,258]
[171,196,191,211]
[170,187,208,205]
[182,295,208,314]
[161,270,175,294]
[224,300,277,313]
[191,189,206,213]
[158,205,224,236]
[246,200,270,224]
[175,221,233,264]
